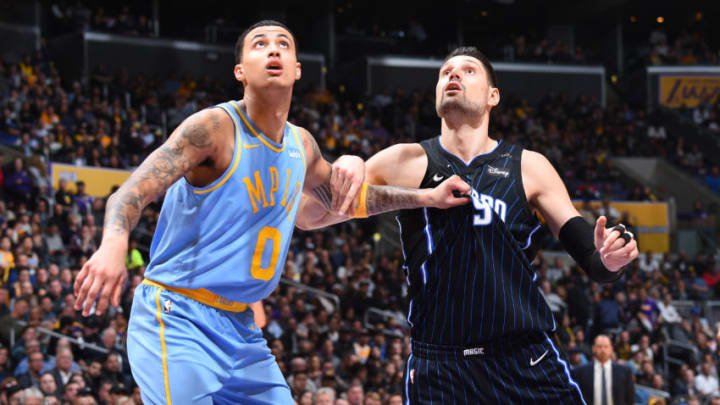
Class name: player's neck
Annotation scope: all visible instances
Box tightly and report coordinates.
[439,116,497,164]
[240,90,291,143]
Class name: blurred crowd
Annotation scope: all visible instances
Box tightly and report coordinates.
[647,29,719,66]
[676,102,720,196]
[47,3,154,38]
[501,34,594,64]
[0,43,719,405]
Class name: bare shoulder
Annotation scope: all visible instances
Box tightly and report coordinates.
[520,149,558,183]
[367,143,427,187]
[520,149,558,200]
[520,149,552,171]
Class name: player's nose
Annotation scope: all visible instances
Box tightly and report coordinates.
[449,70,461,82]
[266,42,281,57]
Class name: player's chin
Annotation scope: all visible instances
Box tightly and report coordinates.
[438,99,465,116]
[262,76,295,88]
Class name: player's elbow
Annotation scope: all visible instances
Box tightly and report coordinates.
[295,216,323,231]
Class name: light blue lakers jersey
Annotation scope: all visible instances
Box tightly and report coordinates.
[143,100,307,303]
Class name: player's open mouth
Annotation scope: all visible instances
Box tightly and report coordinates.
[445,82,462,92]
[266,61,283,76]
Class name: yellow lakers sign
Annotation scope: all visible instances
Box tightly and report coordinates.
[51,162,132,197]
[660,75,720,108]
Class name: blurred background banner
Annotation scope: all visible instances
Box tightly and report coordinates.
[658,75,720,108]
[647,65,720,107]
[50,162,131,197]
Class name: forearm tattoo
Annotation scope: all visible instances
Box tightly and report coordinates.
[365,185,423,215]
[103,115,215,237]
[311,182,333,210]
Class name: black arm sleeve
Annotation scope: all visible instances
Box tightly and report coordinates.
[558,216,624,283]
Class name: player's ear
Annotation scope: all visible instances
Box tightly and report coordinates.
[234,64,245,84]
[295,62,302,81]
[488,87,500,107]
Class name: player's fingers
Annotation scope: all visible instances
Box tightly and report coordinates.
[74,264,90,296]
[600,230,621,253]
[340,174,353,199]
[339,181,361,216]
[82,277,104,317]
[623,239,638,257]
[602,224,626,251]
[111,273,126,308]
[74,272,94,311]
[595,216,607,245]
[451,175,471,193]
[447,192,471,207]
[331,174,348,212]
[628,245,639,261]
[606,237,627,254]
[94,278,116,316]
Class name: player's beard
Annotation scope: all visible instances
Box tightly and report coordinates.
[436,93,484,120]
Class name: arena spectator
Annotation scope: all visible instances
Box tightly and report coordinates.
[695,362,719,397]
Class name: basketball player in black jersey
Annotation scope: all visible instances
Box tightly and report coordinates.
[300,47,638,403]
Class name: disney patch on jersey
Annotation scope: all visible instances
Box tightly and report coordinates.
[487,165,510,178]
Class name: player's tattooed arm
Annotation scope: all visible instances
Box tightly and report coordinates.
[309,176,426,214]
[298,130,470,229]
[102,110,220,240]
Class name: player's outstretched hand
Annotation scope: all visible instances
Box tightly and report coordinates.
[594,215,639,272]
[74,242,128,316]
[330,155,365,215]
[427,175,471,209]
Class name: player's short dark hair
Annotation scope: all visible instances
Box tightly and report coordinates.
[235,20,297,64]
[443,46,498,88]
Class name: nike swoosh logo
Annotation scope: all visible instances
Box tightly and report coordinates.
[432,174,444,182]
[244,143,260,149]
[530,350,549,366]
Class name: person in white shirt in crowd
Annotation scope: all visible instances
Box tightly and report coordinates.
[631,334,655,363]
[638,250,660,274]
[695,362,719,397]
[546,256,569,284]
[647,123,667,139]
[658,293,682,324]
[540,280,566,317]
[694,102,711,125]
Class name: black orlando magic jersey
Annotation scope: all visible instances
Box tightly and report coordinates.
[396,137,556,345]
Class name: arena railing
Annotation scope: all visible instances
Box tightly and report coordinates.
[278,278,340,313]
[0,22,40,58]
[79,31,326,90]
[366,56,606,107]
[10,320,109,355]
[672,300,720,327]
[363,307,409,330]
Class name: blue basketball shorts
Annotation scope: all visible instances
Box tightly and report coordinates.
[127,280,292,405]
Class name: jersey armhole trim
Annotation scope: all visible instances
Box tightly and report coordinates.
[289,124,307,170]
[417,139,437,188]
[514,147,538,220]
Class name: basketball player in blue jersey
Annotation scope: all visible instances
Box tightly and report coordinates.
[303,47,640,403]
[73,20,470,405]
